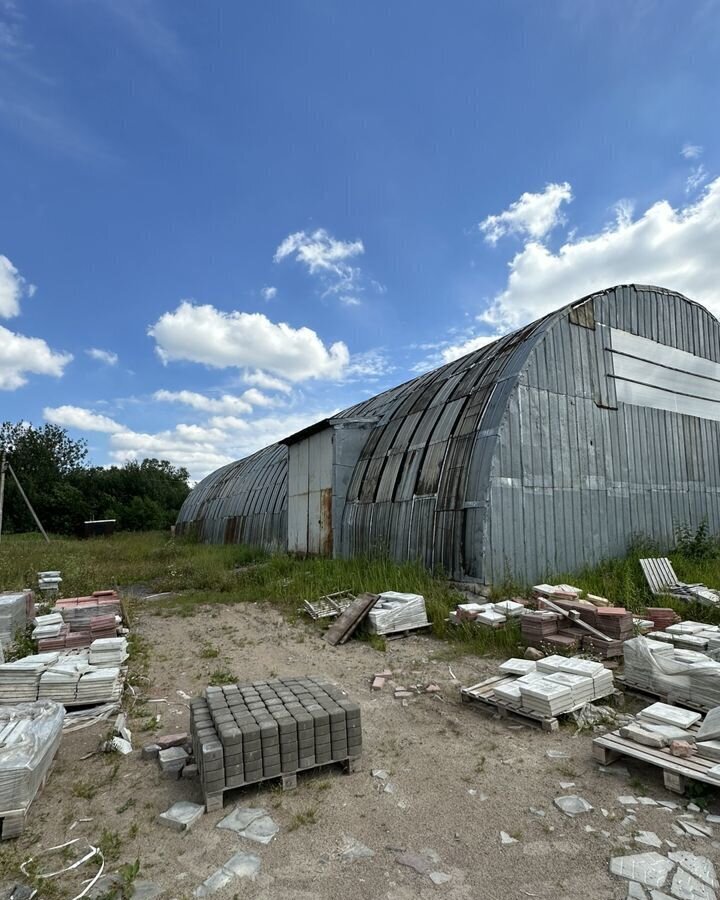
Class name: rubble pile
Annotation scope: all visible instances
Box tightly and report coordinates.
[190,677,362,801]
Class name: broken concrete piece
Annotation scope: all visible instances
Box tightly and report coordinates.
[394,690,413,698]
[545,750,569,760]
[372,769,389,780]
[524,647,544,661]
[158,746,188,772]
[371,677,385,690]
[156,732,189,750]
[375,670,392,679]
[627,882,648,899]
[193,852,261,896]
[634,831,662,849]
[609,852,675,889]
[430,872,451,884]
[157,801,204,832]
[396,852,433,875]
[668,851,719,889]
[621,816,638,829]
[425,684,441,693]
[554,795,593,817]
[559,781,575,789]
[141,744,161,760]
[620,725,668,748]
[618,796,639,805]
[500,831,518,845]
[670,868,716,900]
[216,807,279,844]
[341,838,374,861]
[670,740,695,759]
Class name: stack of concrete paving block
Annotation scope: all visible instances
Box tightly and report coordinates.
[0,591,32,652]
[190,677,362,803]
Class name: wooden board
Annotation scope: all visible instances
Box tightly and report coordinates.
[324,593,379,646]
[203,756,361,812]
[593,725,720,795]
[615,674,711,714]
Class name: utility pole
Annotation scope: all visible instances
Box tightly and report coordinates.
[0,452,6,544]
[0,451,50,544]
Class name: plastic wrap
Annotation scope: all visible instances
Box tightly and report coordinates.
[0,700,64,812]
[367,592,428,635]
[623,636,720,710]
[0,591,31,650]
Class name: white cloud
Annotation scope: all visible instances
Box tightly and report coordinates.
[686,163,709,194]
[275,228,363,277]
[148,301,350,381]
[441,334,499,364]
[479,182,573,245]
[0,325,72,390]
[0,254,34,318]
[681,143,703,160]
[242,369,292,393]
[153,389,253,415]
[340,295,362,307]
[481,177,720,330]
[44,405,124,433]
[86,347,119,366]
[261,285,277,301]
[274,228,365,297]
[344,349,393,380]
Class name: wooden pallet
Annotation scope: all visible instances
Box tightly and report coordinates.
[381,623,432,641]
[593,725,720,795]
[615,674,711,715]
[461,675,562,732]
[204,755,362,812]
[0,762,55,841]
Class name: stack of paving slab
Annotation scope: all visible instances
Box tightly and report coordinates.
[37,571,62,596]
[366,592,428,635]
[0,650,123,706]
[451,599,526,629]
[88,637,128,667]
[190,677,362,801]
[32,613,65,642]
[0,591,32,652]
[648,621,720,654]
[492,655,614,716]
[623,635,720,711]
[0,700,64,838]
[645,607,681,631]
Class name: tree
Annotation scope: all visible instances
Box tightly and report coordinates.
[0,422,88,533]
[0,422,191,535]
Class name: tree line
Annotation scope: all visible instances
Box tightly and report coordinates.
[0,422,190,535]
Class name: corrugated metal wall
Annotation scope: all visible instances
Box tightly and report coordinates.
[487,285,720,583]
[175,443,287,549]
[176,284,720,586]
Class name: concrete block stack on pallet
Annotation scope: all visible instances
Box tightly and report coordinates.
[190,677,362,810]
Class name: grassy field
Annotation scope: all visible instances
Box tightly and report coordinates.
[2,530,719,656]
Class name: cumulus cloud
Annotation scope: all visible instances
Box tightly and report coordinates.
[479,182,573,245]
[153,389,253,415]
[148,301,350,381]
[481,177,720,330]
[0,326,72,390]
[0,254,34,318]
[681,143,703,160]
[44,405,125,433]
[274,227,364,297]
[86,347,119,366]
[261,285,277,301]
[344,349,393,380]
[242,369,292,393]
[441,334,499,364]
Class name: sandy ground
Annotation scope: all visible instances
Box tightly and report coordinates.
[3,599,720,900]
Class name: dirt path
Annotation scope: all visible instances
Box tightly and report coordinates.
[4,600,719,899]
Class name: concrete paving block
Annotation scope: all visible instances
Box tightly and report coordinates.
[157,801,204,832]
[159,747,188,772]
[193,852,261,896]
[141,744,161,760]
[156,733,189,750]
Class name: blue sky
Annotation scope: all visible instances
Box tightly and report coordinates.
[2,0,719,479]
